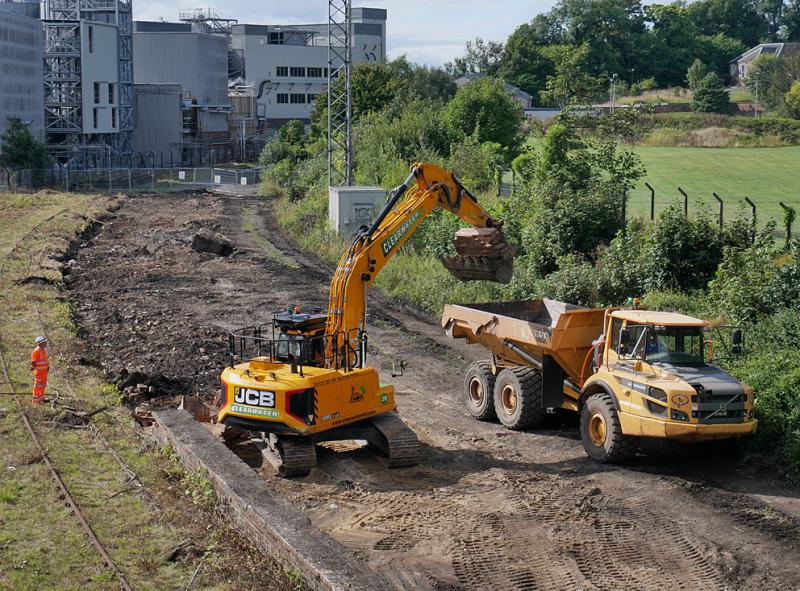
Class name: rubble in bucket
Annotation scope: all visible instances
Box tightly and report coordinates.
[441,227,516,283]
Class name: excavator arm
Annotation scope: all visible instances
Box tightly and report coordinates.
[324,162,515,366]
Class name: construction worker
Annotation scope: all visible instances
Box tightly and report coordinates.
[30,336,49,404]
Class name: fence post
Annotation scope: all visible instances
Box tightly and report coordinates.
[151,168,155,191]
[108,168,112,192]
[779,201,795,246]
[645,181,655,221]
[65,167,69,192]
[678,187,688,216]
[744,196,757,243]
[712,192,724,230]
[128,168,132,192]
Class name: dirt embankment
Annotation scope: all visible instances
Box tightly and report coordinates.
[69,191,800,591]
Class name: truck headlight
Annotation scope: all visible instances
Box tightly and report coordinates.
[671,409,689,422]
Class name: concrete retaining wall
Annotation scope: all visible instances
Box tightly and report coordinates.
[151,409,389,591]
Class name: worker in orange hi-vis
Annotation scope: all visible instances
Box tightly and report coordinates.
[30,336,49,404]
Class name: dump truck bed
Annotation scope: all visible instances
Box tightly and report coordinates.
[441,299,607,386]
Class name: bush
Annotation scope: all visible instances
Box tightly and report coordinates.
[647,204,723,291]
[708,230,800,323]
[729,350,800,480]
[692,72,729,114]
[444,77,524,152]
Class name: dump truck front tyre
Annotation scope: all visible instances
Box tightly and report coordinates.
[463,361,497,421]
[580,392,637,463]
[493,367,546,430]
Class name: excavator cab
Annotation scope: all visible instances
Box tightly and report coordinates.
[273,311,327,367]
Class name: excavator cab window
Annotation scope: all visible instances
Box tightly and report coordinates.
[275,334,326,367]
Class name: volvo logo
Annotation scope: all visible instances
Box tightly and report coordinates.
[672,394,690,407]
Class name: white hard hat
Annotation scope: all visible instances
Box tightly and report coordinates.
[35,336,47,344]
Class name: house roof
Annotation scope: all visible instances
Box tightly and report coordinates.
[453,73,532,100]
[730,43,800,64]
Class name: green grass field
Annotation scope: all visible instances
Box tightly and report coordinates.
[629,146,800,230]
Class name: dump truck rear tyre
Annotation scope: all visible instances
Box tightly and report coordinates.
[580,392,637,463]
[463,361,497,421]
[493,367,546,430]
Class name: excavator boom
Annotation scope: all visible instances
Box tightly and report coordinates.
[325,163,515,362]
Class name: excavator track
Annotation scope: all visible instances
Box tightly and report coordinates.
[263,434,317,477]
[367,413,422,468]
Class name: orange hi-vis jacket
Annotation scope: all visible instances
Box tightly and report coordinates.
[32,346,49,401]
[32,346,49,374]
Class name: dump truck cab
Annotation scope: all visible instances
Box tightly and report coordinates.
[581,309,757,459]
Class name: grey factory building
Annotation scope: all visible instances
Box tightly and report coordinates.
[0,2,44,141]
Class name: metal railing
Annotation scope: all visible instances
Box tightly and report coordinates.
[0,167,262,193]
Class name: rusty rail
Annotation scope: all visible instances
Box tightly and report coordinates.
[0,336,134,591]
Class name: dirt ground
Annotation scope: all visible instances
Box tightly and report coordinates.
[69,190,800,591]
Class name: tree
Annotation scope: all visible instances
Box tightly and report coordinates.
[644,4,702,87]
[688,0,766,47]
[311,61,402,131]
[745,54,799,110]
[786,0,800,40]
[386,56,457,104]
[686,59,710,90]
[551,0,650,80]
[0,117,49,171]
[443,77,524,152]
[444,37,504,76]
[785,81,800,118]
[539,44,606,108]
[497,22,557,99]
[695,34,747,82]
[758,0,785,41]
[692,72,730,112]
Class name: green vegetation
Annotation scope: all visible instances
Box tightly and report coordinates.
[692,73,730,113]
[0,117,49,171]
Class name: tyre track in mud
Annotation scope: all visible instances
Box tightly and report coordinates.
[69,191,800,590]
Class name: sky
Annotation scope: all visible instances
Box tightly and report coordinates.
[132,1,555,66]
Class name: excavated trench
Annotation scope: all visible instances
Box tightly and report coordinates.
[69,190,800,590]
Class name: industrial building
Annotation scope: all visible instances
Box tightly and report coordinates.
[0,1,44,140]
[40,0,133,167]
[230,7,387,127]
[133,20,230,164]
[132,83,182,166]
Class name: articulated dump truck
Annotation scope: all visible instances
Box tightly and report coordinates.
[442,299,758,462]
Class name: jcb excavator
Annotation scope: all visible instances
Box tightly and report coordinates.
[218,163,515,476]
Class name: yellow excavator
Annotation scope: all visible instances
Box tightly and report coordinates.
[218,163,515,476]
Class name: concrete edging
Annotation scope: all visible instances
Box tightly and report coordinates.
[150,409,389,591]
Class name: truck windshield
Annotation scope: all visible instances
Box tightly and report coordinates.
[645,325,705,365]
[617,324,705,365]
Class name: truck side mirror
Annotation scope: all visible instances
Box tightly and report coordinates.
[732,329,743,354]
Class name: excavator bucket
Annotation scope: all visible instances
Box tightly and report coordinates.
[441,228,516,284]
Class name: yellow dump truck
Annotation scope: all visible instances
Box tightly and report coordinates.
[442,299,757,462]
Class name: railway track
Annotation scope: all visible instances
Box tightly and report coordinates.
[0,335,134,591]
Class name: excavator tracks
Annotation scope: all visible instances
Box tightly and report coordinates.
[263,434,317,477]
[366,413,422,468]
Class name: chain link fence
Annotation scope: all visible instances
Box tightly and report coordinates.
[0,167,262,193]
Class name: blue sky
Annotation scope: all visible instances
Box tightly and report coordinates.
[132,1,555,66]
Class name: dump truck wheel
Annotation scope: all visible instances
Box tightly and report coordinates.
[493,367,546,430]
[580,392,637,463]
[463,361,497,421]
